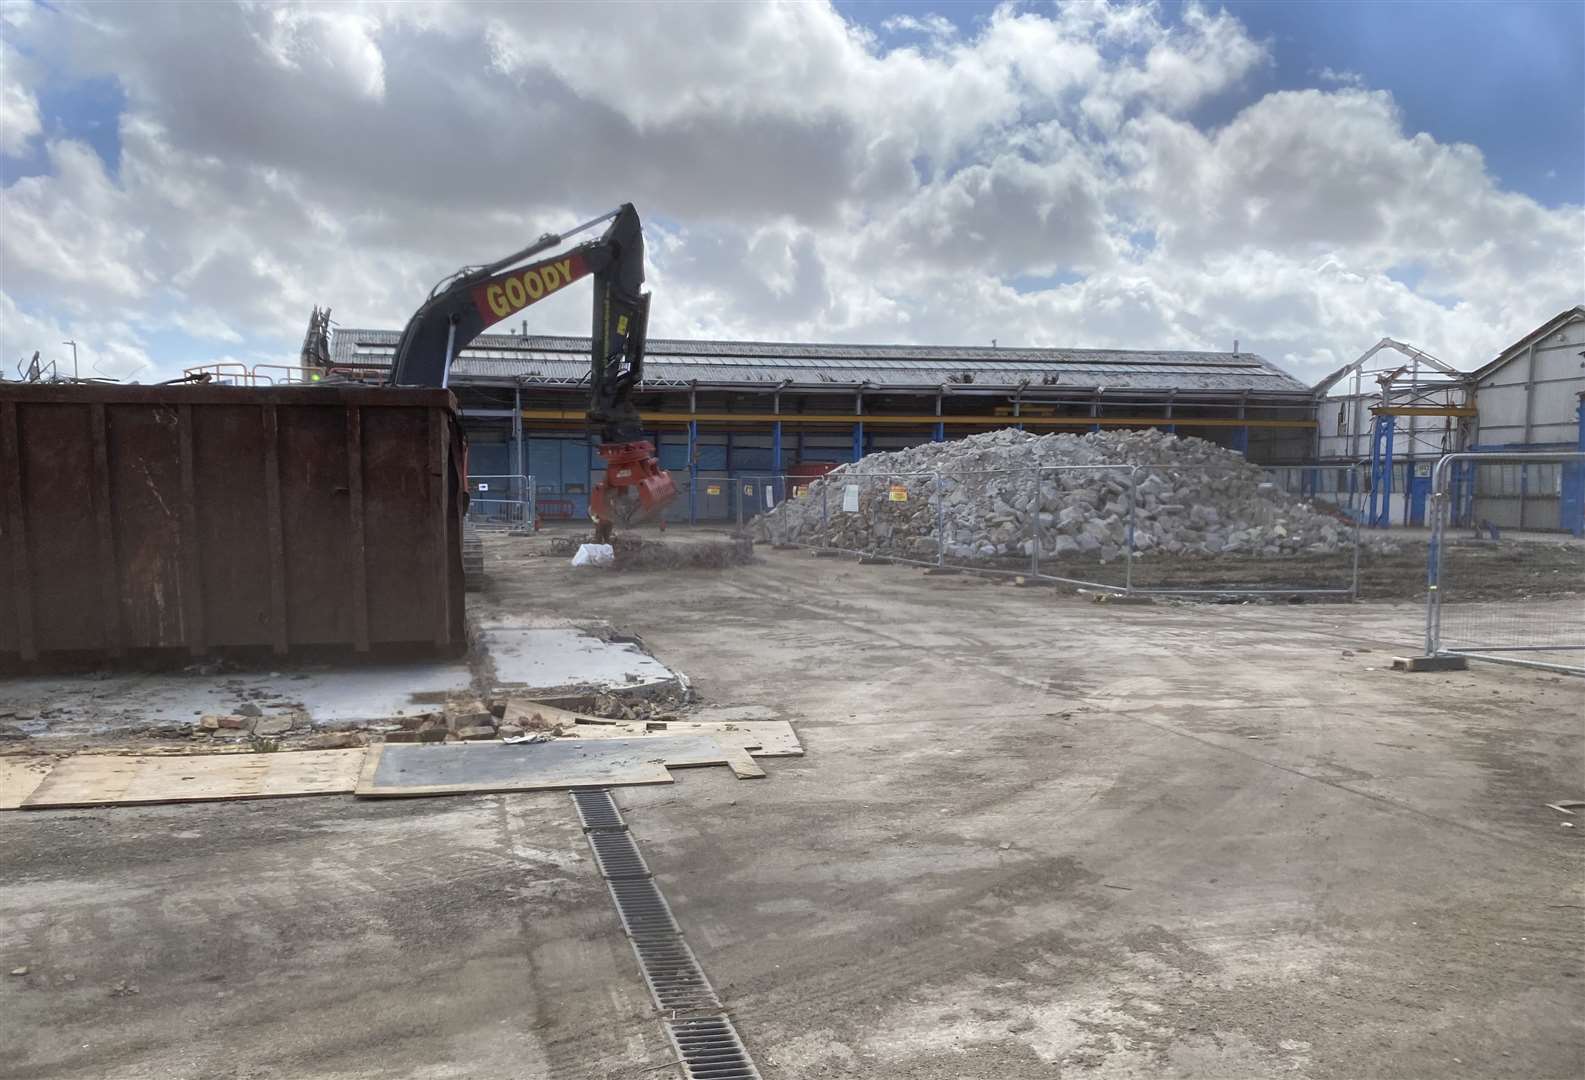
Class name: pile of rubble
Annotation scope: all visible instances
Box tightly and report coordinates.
[760,429,1371,563]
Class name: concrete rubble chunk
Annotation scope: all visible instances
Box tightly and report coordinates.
[756,428,1388,563]
[445,700,495,732]
[251,716,293,737]
[302,732,365,750]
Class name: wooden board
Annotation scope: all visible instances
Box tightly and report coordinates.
[21,749,366,809]
[1,756,58,810]
[566,720,803,758]
[356,739,677,798]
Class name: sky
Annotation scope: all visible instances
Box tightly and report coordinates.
[1,0,1581,386]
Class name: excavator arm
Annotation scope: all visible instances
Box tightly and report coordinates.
[387,204,676,533]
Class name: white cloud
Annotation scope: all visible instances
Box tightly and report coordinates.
[881,14,958,43]
[0,289,153,382]
[0,38,41,156]
[1317,66,1365,89]
[0,0,1578,389]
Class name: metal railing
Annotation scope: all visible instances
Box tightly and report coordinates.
[182,362,328,386]
[466,474,536,532]
[703,463,1368,598]
[1424,451,1585,674]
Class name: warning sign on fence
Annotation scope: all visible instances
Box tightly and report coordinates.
[888,484,909,502]
[743,484,754,496]
[793,485,809,498]
[706,484,721,496]
[842,484,860,513]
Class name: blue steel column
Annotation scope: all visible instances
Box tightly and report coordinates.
[855,388,864,461]
[1571,396,1585,536]
[1369,414,1395,529]
[934,391,945,443]
[773,423,783,497]
[687,419,698,526]
[772,389,783,502]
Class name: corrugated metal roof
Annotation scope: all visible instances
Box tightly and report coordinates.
[332,329,1310,395]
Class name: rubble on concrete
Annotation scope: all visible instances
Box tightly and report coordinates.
[549,534,754,571]
[761,429,1384,563]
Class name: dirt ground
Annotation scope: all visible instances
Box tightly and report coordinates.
[2,526,1581,1079]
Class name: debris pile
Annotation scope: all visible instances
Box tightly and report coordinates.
[761,429,1369,562]
[550,534,754,571]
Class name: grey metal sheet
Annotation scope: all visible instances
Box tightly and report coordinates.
[357,735,742,796]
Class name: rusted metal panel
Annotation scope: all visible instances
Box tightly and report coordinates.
[0,383,465,668]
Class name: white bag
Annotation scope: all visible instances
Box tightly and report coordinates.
[570,543,615,567]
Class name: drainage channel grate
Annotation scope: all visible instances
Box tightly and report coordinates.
[572,789,626,831]
[608,877,683,937]
[588,828,651,879]
[572,789,761,1080]
[632,934,722,1012]
[664,1015,762,1079]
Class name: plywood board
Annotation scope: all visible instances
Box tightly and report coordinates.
[567,720,804,757]
[356,739,679,798]
[21,749,366,809]
[1,756,58,810]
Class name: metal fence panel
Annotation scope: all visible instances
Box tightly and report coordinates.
[1425,452,1585,674]
[748,461,1365,597]
[1121,463,1363,597]
[466,474,535,532]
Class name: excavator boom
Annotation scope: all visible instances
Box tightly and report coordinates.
[387,204,676,532]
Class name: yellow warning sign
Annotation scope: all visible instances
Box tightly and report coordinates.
[793,484,809,498]
[888,484,909,502]
[706,485,721,496]
[743,484,754,496]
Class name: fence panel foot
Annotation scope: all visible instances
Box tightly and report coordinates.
[1391,654,1470,672]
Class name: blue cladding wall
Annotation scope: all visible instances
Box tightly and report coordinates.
[732,447,774,470]
[466,441,511,477]
[510,435,594,518]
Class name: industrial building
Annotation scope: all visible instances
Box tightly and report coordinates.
[1313,305,1585,532]
[329,328,1315,521]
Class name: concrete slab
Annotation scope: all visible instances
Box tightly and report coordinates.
[468,530,1585,1080]
[0,661,474,738]
[479,626,677,693]
[0,794,669,1078]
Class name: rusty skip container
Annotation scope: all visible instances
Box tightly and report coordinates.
[1,383,466,668]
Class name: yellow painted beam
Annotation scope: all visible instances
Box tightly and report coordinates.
[518,409,1316,430]
[1370,406,1477,417]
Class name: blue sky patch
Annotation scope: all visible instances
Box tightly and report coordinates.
[1,72,125,184]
